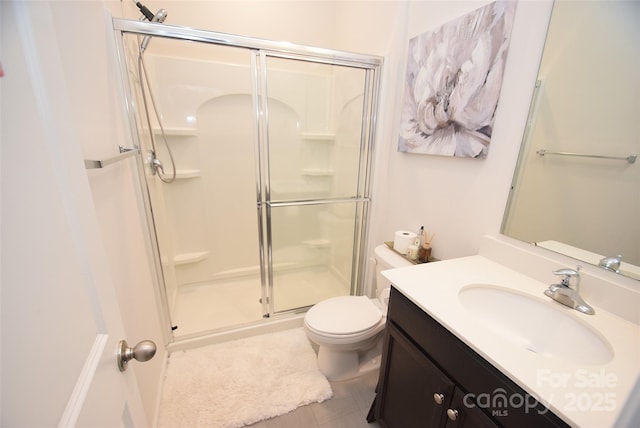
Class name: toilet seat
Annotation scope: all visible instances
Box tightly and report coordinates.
[305,296,382,336]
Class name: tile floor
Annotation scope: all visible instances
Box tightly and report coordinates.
[249,369,381,428]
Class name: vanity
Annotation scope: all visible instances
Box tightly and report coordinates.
[373,236,640,428]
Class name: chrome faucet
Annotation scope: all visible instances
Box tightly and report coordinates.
[599,254,622,273]
[544,266,595,315]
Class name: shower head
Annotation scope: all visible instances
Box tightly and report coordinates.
[151,9,168,23]
[137,3,168,53]
[135,1,167,23]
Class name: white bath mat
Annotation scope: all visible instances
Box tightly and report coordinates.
[157,328,333,428]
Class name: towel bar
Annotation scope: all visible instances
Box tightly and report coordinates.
[536,149,636,164]
[85,146,140,169]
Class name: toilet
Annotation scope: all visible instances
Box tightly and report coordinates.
[304,244,413,380]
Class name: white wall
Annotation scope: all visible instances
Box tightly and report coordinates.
[370,0,554,264]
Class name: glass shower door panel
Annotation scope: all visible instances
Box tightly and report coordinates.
[269,203,358,313]
[122,35,265,335]
[264,57,369,201]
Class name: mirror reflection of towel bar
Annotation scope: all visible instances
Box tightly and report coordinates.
[85,146,140,169]
[536,149,636,164]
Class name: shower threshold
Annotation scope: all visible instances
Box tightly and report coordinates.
[169,266,350,348]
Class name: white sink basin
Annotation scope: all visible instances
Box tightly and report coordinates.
[458,284,613,365]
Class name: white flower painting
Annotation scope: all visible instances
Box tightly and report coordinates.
[398,1,516,158]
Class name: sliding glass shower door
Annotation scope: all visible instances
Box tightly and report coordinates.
[262,56,374,314]
[114,18,381,340]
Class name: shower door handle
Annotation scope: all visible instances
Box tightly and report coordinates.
[117,339,157,371]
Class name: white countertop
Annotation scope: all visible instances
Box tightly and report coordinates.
[382,255,640,428]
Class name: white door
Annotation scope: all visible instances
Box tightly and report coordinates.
[1,1,149,426]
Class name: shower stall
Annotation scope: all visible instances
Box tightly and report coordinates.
[112,18,382,340]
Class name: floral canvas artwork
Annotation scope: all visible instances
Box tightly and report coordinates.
[398,1,516,158]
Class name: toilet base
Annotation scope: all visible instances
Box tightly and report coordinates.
[316,340,383,381]
[317,347,359,381]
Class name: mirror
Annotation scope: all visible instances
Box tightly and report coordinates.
[502,0,640,280]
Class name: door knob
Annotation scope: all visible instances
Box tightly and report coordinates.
[117,339,157,372]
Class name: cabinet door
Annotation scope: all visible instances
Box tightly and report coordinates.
[376,323,455,428]
[444,389,500,428]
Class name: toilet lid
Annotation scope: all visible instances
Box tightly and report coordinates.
[305,296,382,335]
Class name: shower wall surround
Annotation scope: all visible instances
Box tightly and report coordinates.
[146,53,351,290]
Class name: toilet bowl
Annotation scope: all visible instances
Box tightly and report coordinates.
[304,244,412,380]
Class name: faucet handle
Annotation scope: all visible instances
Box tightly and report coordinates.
[599,255,622,273]
[552,266,581,288]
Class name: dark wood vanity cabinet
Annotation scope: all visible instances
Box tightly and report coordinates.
[374,287,569,428]
[376,322,497,428]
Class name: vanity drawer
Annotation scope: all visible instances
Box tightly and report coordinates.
[387,287,568,428]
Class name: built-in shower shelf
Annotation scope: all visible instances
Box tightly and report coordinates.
[301,133,335,142]
[301,168,333,176]
[173,251,209,265]
[152,127,198,137]
[174,169,202,179]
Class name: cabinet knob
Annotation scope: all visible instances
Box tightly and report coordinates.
[447,408,459,421]
[433,393,445,405]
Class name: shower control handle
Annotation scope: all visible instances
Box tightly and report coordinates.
[117,339,157,372]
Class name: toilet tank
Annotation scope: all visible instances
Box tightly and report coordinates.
[374,244,413,298]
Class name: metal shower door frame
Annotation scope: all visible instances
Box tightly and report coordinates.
[111,17,383,340]
[254,50,383,316]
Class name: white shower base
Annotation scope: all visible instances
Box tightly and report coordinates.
[171,266,350,338]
